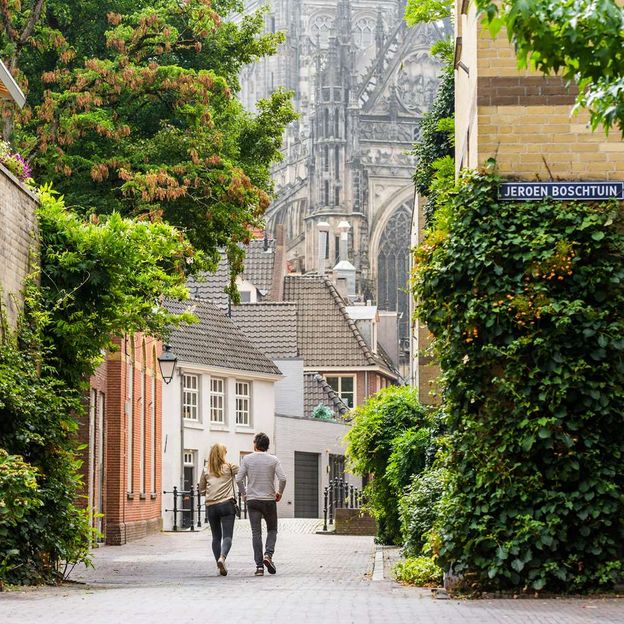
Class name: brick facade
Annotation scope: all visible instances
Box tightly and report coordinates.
[0,164,38,331]
[83,334,163,545]
[455,3,624,179]
[334,508,376,536]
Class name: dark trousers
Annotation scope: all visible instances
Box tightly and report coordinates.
[206,500,236,562]
[246,499,278,567]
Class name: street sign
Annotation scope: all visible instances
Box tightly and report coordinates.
[499,181,624,201]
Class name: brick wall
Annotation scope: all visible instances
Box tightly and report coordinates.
[455,4,624,180]
[0,164,38,330]
[86,334,163,545]
[334,508,376,536]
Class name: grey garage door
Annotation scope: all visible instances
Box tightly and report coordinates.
[294,452,320,518]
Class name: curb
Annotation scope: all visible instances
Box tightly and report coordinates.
[372,545,384,582]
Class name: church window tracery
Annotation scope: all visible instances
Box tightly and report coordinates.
[354,17,375,49]
[311,14,334,47]
[377,204,411,344]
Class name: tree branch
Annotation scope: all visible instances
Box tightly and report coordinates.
[19,0,46,47]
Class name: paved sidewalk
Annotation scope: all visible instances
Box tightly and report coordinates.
[1,519,623,624]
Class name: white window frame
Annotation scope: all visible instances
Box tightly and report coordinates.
[182,373,200,421]
[235,380,251,426]
[326,375,356,408]
[210,377,226,424]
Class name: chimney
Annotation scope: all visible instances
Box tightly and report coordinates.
[317,221,330,275]
[332,220,356,299]
[337,220,351,261]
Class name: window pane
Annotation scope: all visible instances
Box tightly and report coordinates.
[183,374,199,421]
[235,381,250,426]
[210,378,225,423]
[341,377,354,393]
[326,376,339,392]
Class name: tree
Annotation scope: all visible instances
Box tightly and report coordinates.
[405,0,452,27]
[1,1,297,290]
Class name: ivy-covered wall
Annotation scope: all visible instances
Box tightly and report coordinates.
[413,168,624,592]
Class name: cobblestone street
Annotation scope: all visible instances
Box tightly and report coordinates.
[1,519,624,624]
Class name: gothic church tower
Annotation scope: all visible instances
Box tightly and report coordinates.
[239,0,442,362]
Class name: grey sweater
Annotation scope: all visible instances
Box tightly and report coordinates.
[236,452,287,500]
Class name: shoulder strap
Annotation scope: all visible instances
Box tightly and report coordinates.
[229,464,236,499]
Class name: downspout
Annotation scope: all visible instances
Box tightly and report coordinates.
[179,372,184,490]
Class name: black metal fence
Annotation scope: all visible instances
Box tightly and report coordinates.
[322,478,364,532]
[163,486,248,532]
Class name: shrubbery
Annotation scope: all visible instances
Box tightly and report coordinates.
[400,467,446,557]
[413,167,624,592]
[394,555,443,587]
[346,386,435,544]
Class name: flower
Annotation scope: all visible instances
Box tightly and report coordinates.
[0,149,33,183]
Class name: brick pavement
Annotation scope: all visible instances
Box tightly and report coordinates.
[1,519,623,624]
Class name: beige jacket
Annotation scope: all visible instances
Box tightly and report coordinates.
[199,463,239,506]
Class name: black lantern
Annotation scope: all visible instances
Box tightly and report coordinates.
[157,344,178,384]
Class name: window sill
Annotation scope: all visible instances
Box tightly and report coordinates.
[184,420,204,430]
[209,424,230,432]
[235,426,253,434]
[150,493,157,500]
[127,492,134,500]
[139,493,146,500]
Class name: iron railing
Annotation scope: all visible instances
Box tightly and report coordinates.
[322,478,363,532]
[163,485,247,531]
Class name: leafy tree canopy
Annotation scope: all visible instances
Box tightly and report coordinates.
[405,0,452,26]
[1,0,296,286]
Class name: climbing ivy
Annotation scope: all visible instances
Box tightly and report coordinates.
[413,166,624,592]
[411,43,454,226]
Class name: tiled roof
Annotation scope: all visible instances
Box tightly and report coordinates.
[243,238,276,293]
[283,274,393,372]
[304,372,349,418]
[186,253,230,309]
[166,298,282,376]
[230,303,298,359]
[186,239,276,309]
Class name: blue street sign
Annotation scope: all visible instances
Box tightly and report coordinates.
[499,181,624,201]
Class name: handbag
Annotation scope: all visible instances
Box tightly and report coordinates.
[230,465,241,519]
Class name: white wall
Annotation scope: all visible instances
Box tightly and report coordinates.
[274,415,359,519]
[161,365,277,530]
[274,358,304,417]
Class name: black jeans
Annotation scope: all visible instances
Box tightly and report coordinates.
[206,500,236,562]
[246,499,278,567]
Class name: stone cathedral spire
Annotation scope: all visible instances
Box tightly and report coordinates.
[237,0,443,372]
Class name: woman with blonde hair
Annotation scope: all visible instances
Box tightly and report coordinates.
[199,443,239,576]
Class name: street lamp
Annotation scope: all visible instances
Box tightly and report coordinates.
[157,344,178,384]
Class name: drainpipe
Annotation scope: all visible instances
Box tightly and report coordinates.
[179,372,184,491]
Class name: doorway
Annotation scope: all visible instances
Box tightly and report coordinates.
[294,452,320,518]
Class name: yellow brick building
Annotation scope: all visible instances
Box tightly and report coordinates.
[410,2,624,403]
[455,1,624,179]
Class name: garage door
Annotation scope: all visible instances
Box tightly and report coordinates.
[294,452,320,518]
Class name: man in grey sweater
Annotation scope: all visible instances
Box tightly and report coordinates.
[236,432,287,576]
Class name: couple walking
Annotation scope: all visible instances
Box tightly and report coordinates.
[199,432,287,577]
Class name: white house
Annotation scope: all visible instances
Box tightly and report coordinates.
[161,298,283,530]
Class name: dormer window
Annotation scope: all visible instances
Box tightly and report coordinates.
[326,375,355,408]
